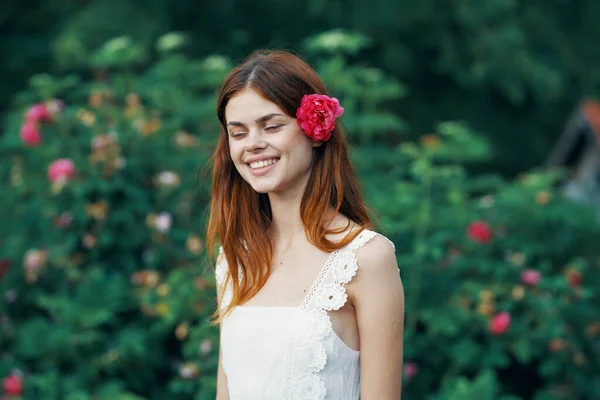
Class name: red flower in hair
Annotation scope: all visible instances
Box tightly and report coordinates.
[296,94,344,142]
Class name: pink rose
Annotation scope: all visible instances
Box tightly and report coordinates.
[466,220,493,244]
[20,121,41,146]
[521,269,541,286]
[489,312,511,335]
[2,373,23,396]
[48,159,76,182]
[25,103,51,123]
[296,94,344,142]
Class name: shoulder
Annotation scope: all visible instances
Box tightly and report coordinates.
[353,231,398,278]
[346,231,402,305]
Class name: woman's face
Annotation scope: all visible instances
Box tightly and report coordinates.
[225,88,319,196]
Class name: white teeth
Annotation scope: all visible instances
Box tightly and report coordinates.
[249,159,279,169]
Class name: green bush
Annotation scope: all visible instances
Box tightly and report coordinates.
[1,30,599,400]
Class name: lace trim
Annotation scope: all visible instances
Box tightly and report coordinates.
[281,229,378,400]
[215,246,233,310]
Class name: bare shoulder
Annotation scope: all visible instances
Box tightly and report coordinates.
[346,232,402,304]
[355,233,397,271]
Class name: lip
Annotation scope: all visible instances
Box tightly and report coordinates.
[246,159,279,177]
[244,156,280,164]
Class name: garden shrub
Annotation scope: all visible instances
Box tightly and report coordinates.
[1,31,599,400]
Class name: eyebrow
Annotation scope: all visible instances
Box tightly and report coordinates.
[227,113,285,127]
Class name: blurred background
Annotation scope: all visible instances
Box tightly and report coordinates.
[1,1,600,399]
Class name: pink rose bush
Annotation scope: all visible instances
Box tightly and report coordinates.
[466,220,493,244]
[521,269,541,286]
[48,159,76,183]
[19,99,64,147]
[25,103,52,123]
[296,94,344,141]
[489,312,511,335]
[20,121,41,146]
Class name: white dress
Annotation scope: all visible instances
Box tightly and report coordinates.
[216,229,395,400]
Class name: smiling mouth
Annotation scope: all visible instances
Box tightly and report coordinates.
[247,158,279,169]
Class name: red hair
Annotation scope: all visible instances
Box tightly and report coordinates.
[206,49,373,320]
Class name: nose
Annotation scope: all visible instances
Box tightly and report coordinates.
[244,129,266,152]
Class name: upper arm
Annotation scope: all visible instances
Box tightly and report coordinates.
[215,252,230,400]
[348,235,405,399]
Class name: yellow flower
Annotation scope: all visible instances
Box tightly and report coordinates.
[85,201,109,221]
[536,191,551,205]
[145,271,160,287]
[89,92,104,108]
[135,116,162,136]
[76,109,96,127]
[186,236,203,254]
[155,302,170,316]
[174,130,199,147]
[126,93,141,108]
[175,323,189,340]
[476,303,495,317]
[511,286,525,301]
[156,283,169,297]
[479,290,494,303]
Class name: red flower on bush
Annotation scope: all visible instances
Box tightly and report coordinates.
[466,220,493,243]
[296,94,344,142]
[521,269,541,286]
[2,373,23,396]
[20,121,41,147]
[489,312,511,335]
[48,159,76,183]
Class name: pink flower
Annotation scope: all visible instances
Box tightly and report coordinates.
[466,220,493,244]
[521,269,541,286]
[48,159,76,183]
[489,312,511,335]
[20,121,41,146]
[296,94,344,142]
[403,362,419,381]
[25,103,51,123]
[2,373,23,396]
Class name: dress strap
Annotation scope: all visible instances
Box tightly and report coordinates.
[282,229,388,399]
[300,229,379,312]
[215,246,233,310]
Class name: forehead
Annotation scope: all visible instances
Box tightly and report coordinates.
[225,88,288,123]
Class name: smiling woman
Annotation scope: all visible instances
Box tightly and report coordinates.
[206,49,405,400]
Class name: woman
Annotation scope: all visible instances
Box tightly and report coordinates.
[206,49,405,400]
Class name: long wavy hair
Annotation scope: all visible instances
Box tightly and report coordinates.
[206,49,373,320]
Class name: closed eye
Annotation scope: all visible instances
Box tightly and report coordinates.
[265,125,283,132]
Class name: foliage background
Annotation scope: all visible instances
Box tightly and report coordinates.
[1,1,600,399]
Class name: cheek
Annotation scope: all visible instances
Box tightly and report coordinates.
[228,141,244,162]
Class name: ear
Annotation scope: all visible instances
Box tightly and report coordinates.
[312,140,324,148]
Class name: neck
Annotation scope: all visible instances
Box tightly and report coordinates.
[267,186,306,250]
